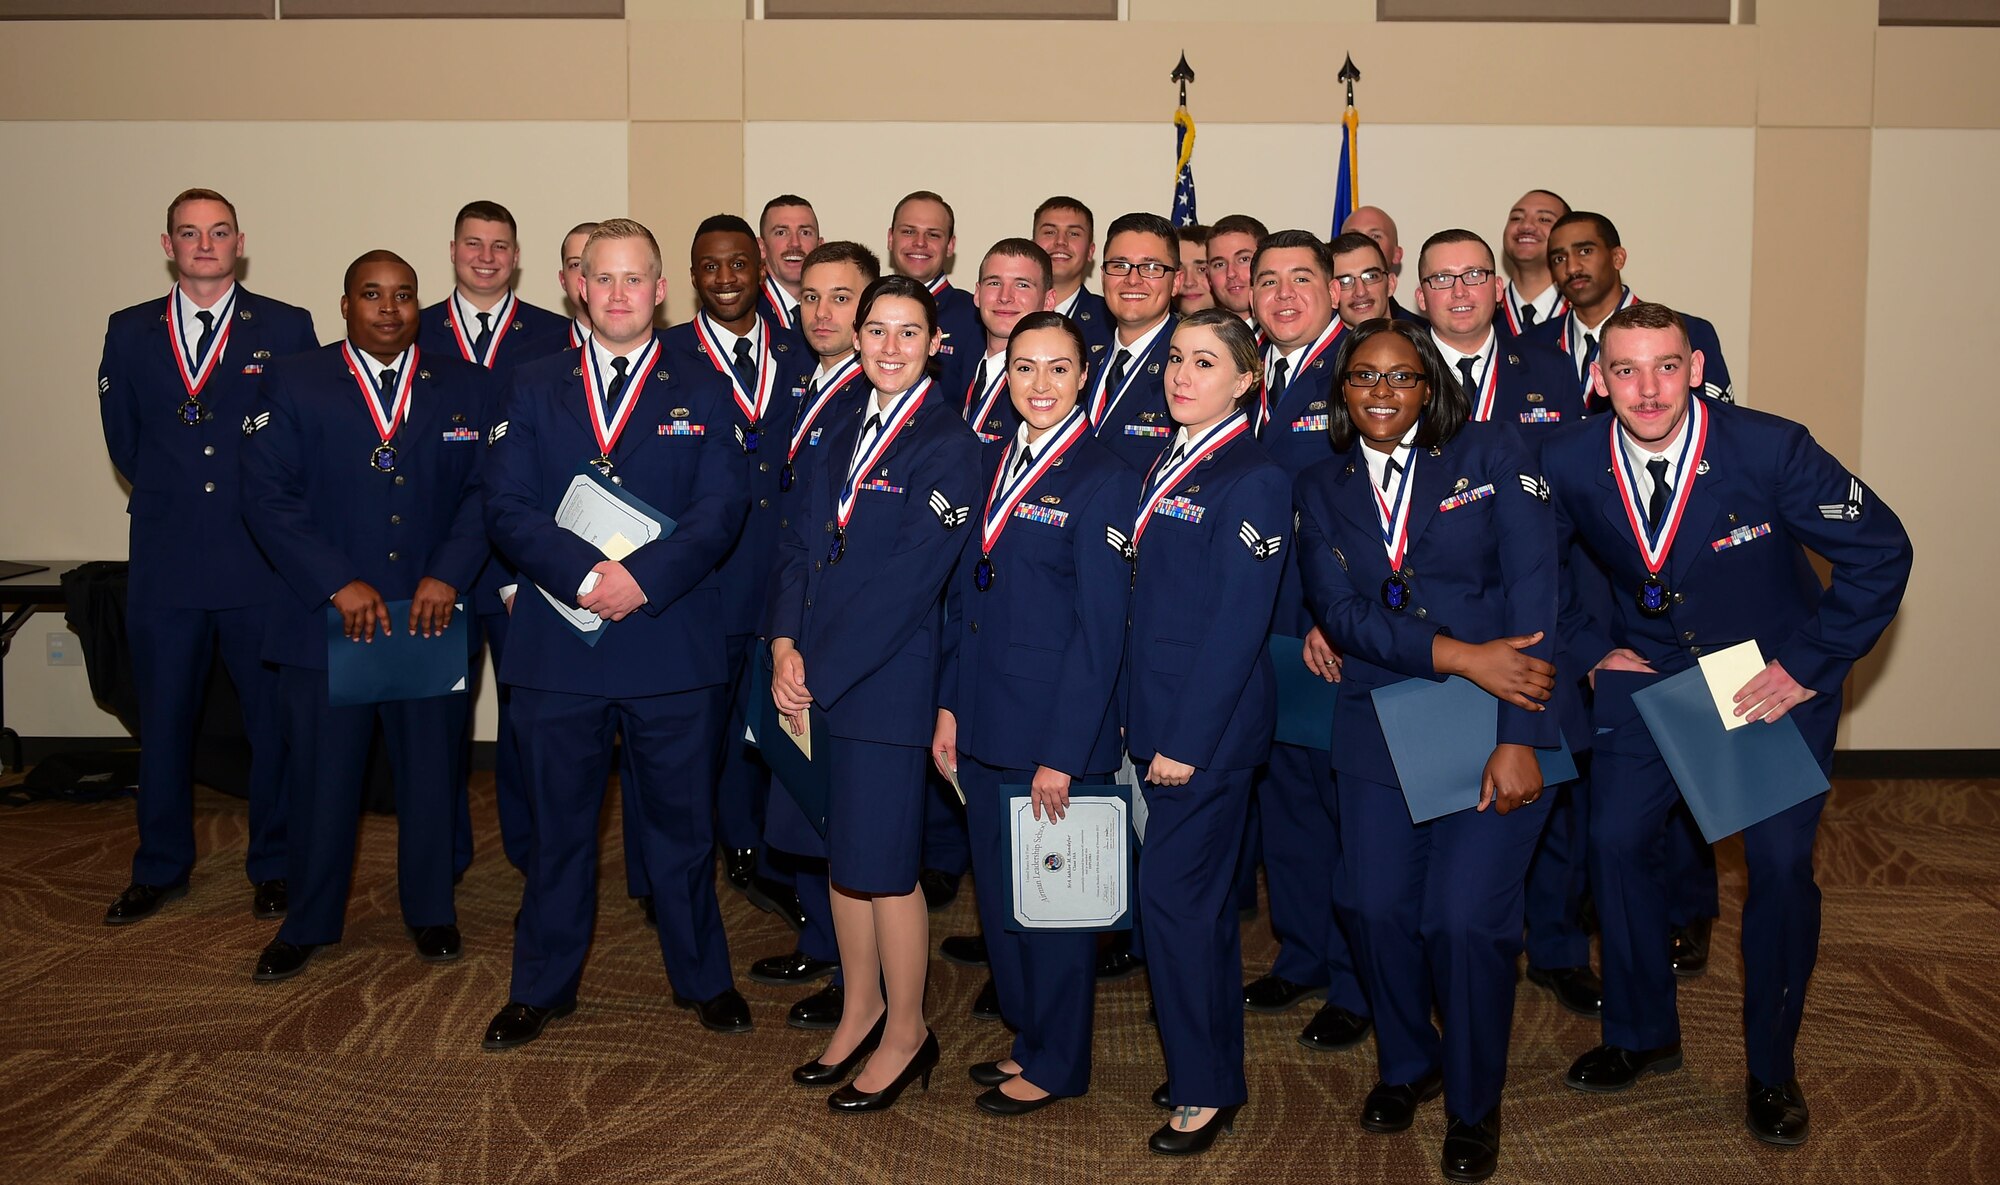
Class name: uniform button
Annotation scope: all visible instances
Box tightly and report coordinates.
[824,521,834,533]
[390,514,402,525]
[1682,630,1696,641]
[394,475,406,486]
[202,481,216,493]
[758,498,770,509]
[1414,607,1428,619]
[1672,593,1685,605]
[202,445,216,457]
[759,462,771,473]
[969,622,980,634]
[1689,645,1703,656]
[779,518,790,530]
[813,561,822,572]
[388,551,400,562]
[804,598,813,610]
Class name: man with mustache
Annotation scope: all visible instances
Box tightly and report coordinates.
[756,195,820,332]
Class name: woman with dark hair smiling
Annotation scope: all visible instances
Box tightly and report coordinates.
[934,310,1139,1118]
[767,274,982,1111]
[1122,307,1289,1156]
[1292,317,1562,1182]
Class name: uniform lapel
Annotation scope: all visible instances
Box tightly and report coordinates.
[1398,445,1450,552]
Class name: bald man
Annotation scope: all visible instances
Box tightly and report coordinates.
[1339,206,1426,326]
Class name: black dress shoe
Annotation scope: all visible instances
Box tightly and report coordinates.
[674,988,753,1034]
[792,1011,886,1085]
[638,895,657,930]
[252,939,319,982]
[940,933,989,966]
[968,1060,1016,1087]
[1095,949,1146,982]
[1243,973,1322,1013]
[1672,917,1713,977]
[745,876,807,932]
[1745,1076,1810,1146]
[919,869,959,912]
[1298,1002,1372,1052]
[1441,1110,1501,1183]
[970,977,1001,1022]
[251,879,288,920]
[789,982,844,1030]
[410,924,463,962]
[1360,1070,1444,1133]
[1148,1103,1242,1156]
[977,1085,1063,1116]
[1564,1042,1684,1093]
[104,881,187,926]
[749,949,837,986]
[1151,1081,1172,1110]
[723,848,756,893]
[482,1000,575,1050]
[1525,964,1603,1018]
[827,1029,940,1112]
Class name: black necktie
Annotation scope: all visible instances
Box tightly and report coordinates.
[1165,440,1187,469]
[968,359,988,418]
[851,413,883,479]
[1456,357,1479,403]
[1520,305,1538,327]
[787,303,800,327]
[194,310,215,363]
[605,356,630,415]
[1582,332,1599,376]
[1108,349,1130,396]
[1382,456,1403,491]
[1012,444,1034,480]
[471,311,493,358]
[732,337,758,395]
[1646,457,1672,528]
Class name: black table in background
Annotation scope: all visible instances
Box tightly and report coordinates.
[0,562,73,772]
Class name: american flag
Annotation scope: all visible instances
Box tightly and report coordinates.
[1172,105,1199,228]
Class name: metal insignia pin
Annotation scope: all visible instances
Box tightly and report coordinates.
[656,371,669,381]
[573,366,584,377]
[1186,485,1200,494]
[1041,495,1061,505]
[512,321,524,331]
[419,369,432,380]
[1696,460,1711,475]
[1453,477,1469,494]
[253,350,271,360]
[878,468,889,477]
[1526,392,1544,403]
[671,407,690,418]
[1312,358,1325,369]
[452,413,466,423]
[239,310,253,320]
[1429,446,1443,457]
[1148,363,1161,375]
[1507,354,1520,365]
[1309,400,1326,411]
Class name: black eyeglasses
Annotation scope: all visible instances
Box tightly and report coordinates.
[1332,268,1388,290]
[1343,368,1426,389]
[1102,260,1174,279]
[1419,268,1495,290]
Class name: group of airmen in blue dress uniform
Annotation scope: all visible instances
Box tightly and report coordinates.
[97,183,1912,1182]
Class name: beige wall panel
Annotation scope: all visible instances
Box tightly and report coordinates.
[740,21,1757,125]
[0,20,626,120]
[1128,0,1373,19]
[1847,129,2000,749]
[628,20,745,123]
[745,120,1752,393]
[629,122,746,324]
[626,0,742,17]
[1748,128,1868,461]
[1873,27,2000,129]
[0,120,627,737]
[1754,17,1874,127]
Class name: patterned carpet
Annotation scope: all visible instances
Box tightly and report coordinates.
[0,773,1995,1185]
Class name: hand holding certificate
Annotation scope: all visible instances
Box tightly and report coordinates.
[534,467,674,644]
[1004,785,1133,932]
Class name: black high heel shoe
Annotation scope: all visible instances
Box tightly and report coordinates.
[792,1011,887,1086]
[1148,1103,1243,1156]
[827,1029,940,1113]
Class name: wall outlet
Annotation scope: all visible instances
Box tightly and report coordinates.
[46,632,83,667]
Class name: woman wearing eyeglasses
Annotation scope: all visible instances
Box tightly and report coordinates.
[932,310,1139,1118]
[767,274,982,1111]
[1123,308,1289,1156]
[1292,318,1562,1183]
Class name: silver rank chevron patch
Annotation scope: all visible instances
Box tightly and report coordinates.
[929,489,969,530]
[1106,525,1135,561]
[1818,476,1864,522]
[1519,474,1551,502]
[241,411,270,436]
[487,420,509,446]
[1239,521,1282,561]
[98,376,111,396]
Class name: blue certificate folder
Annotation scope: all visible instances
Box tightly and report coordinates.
[749,657,828,837]
[546,467,675,647]
[999,783,1133,933]
[1630,665,1830,844]
[325,600,469,707]
[1270,634,1337,751]
[1371,676,1578,824]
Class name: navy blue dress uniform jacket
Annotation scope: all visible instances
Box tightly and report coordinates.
[1124,429,1290,772]
[1460,338,1586,439]
[482,339,750,700]
[939,431,1139,776]
[99,288,318,609]
[1256,327,1346,637]
[239,344,494,670]
[418,295,570,375]
[930,281,985,395]
[1294,421,1564,784]
[1087,317,1179,476]
[658,316,816,639]
[1521,290,1735,407]
[1543,397,1912,760]
[764,386,983,746]
[1058,286,1115,360]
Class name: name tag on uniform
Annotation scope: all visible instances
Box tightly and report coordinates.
[1438,484,1494,512]
[860,478,905,495]
[1290,414,1329,433]
[659,421,705,436]
[1519,409,1562,424]
[1710,522,1772,551]
[1124,424,1171,438]
[1155,495,1205,524]
[1013,501,1069,528]
[441,427,480,443]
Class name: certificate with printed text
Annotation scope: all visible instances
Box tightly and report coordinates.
[1004,790,1132,932]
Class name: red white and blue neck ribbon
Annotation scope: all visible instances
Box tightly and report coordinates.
[965,353,1010,430]
[1560,285,1638,358]
[342,341,417,445]
[925,276,952,298]
[1453,335,1501,422]
[1611,394,1708,577]
[446,290,515,368]
[1089,316,1172,429]
[837,378,931,530]
[762,277,797,329]
[1370,447,1417,570]
[1260,318,1344,430]
[693,311,777,427]
[980,407,1088,556]
[1130,411,1249,552]
[568,319,590,349]
[789,354,864,462]
[1501,279,1568,338]
[167,286,237,399]
[581,337,660,459]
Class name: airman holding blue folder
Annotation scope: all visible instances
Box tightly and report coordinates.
[1544,302,1912,1148]
[239,251,493,984]
[1293,317,1563,1184]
